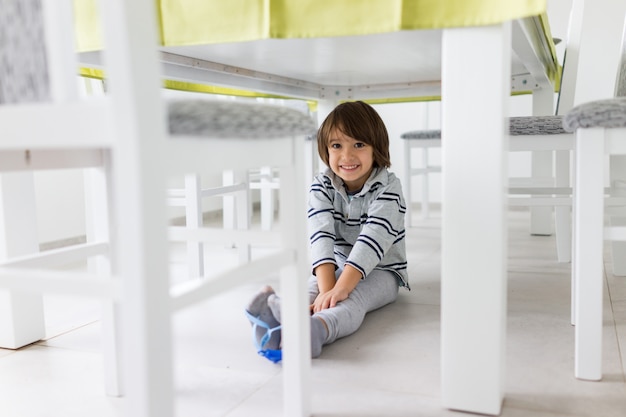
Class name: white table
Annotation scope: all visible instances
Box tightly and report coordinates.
[128,16,555,415]
[3,3,559,415]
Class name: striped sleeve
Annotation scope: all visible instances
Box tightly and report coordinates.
[308,175,337,272]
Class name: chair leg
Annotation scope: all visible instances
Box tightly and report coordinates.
[0,172,45,349]
[609,155,626,276]
[185,174,204,278]
[555,149,572,263]
[85,163,124,396]
[100,301,124,396]
[223,170,251,262]
[403,140,413,228]
[530,150,553,236]
[259,166,274,231]
[555,206,572,263]
[421,149,430,219]
[609,217,626,275]
[223,170,237,230]
[236,171,251,263]
[304,137,319,183]
[571,162,577,326]
[277,138,311,417]
[573,127,604,381]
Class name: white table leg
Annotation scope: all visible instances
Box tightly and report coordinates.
[441,23,510,415]
[0,172,45,349]
[573,127,604,381]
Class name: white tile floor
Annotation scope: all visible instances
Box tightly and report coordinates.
[1,207,625,417]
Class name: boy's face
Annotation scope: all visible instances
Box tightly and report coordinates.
[327,128,374,193]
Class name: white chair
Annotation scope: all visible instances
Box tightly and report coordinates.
[564,97,626,381]
[170,138,308,280]
[0,0,122,396]
[0,2,315,417]
[562,19,626,379]
[249,166,280,230]
[167,170,251,277]
[400,117,573,265]
[247,129,320,232]
[401,128,441,223]
[170,131,315,280]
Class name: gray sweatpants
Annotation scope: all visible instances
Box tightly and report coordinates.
[308,266,399,345]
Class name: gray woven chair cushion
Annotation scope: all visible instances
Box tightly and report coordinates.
[563,97,626,132]
[0,0,49,104]
[509,115,566,135]
[168,100,317,139]
[400,130,441,140]
[401,115,567,141]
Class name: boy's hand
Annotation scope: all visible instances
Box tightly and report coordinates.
[311,286,350,312]
[310,264,362,313]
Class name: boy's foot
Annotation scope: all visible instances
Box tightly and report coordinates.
[245,285,281,351]
[268,293,326,358]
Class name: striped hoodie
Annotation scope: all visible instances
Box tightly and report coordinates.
[308,167,410,289]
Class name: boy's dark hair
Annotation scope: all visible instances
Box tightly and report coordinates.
[317,101,391,168]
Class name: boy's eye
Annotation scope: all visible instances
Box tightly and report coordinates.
[330,143,341,149]
[354,142,366,148]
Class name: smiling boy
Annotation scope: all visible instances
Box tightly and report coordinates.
[246,101,409,361]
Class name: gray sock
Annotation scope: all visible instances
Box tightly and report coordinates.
[245,285,281,350]
[268,293,327,358]
[310,317,327,358]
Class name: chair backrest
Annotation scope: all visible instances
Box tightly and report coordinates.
[614,16,626,97]
[1,0,79,106]
[555,0,584,115]
[573,0,626,106]
[555,0,626,114]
